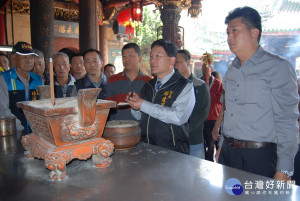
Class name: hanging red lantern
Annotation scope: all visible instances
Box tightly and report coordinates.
[117,8,135,39]
[131,0,143,23]
[117,9,132,27]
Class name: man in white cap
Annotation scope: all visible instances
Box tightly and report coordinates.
[0,41,43,137]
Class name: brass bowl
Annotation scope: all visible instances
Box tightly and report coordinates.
[103,120,141,150]
[0,116,16,136]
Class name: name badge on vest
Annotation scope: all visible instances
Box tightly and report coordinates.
[161,91,173,106]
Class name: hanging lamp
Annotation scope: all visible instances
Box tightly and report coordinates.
[131,0,143,23]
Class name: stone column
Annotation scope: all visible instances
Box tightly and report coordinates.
[160,4,182,49]
[30,0,54,68]
[99,24,108,67]
[79,0,98,53]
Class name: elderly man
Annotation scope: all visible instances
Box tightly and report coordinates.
[106,43,151,120]
[127,40,195,154]
[217,6,299,182]
[73,49,106,99]
[175,49,210,158]
[32,49,48,84]
[52,52,76,98]
[0,42,43,136]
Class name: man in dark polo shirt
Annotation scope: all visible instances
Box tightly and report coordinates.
[73,49,106,99]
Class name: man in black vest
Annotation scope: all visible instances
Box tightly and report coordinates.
[127,39,195,154]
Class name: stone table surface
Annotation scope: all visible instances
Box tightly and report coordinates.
[0,134,299,201]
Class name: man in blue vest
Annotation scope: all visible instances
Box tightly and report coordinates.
[127,40,195,154]
[0,42,43,138]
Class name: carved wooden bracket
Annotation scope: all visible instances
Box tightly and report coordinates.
[5,0,104,23]
[22,134,114,181]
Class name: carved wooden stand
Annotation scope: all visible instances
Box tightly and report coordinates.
[22,134,114,181]
[17,94,116,181]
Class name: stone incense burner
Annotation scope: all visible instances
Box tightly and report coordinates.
[17,89,116,181]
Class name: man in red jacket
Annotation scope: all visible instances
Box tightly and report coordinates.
[202,63,223,162]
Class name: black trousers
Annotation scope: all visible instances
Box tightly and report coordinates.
[292,145,300,185]
[203,120,216,161]
[219,139,277,178]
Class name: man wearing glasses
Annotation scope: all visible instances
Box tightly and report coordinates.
[127,39,195,154]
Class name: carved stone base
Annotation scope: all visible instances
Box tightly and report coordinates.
[22,133,114,181]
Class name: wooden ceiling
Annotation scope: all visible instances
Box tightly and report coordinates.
[0,0,163,24]
[1,0,195,24]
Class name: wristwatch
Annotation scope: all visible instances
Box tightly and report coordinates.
[280,170,293,177]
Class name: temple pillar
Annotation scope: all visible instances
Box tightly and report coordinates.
[160,4,182,49]
[30,0,54,65]
[99,24,108,66]
[0,13,6,45]
[79,0,98,53]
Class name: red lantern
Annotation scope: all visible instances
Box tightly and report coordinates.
[117,8,135,39]
[131,0,143,23]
